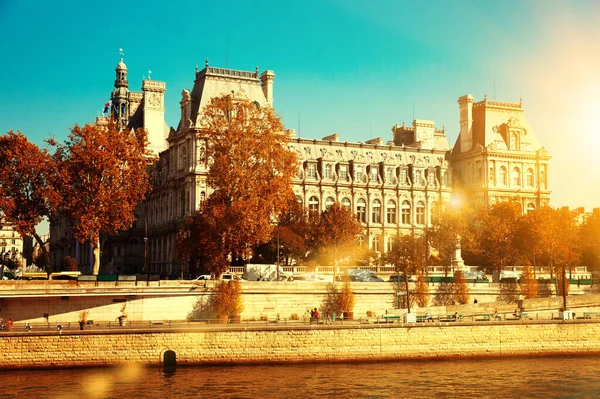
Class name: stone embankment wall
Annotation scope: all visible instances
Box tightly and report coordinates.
[2,321,600,370]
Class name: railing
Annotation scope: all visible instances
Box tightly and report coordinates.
[1,311,594,336]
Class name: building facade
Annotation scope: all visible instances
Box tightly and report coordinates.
[49,59,551,275]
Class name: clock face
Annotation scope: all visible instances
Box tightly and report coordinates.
[148,92,161,107]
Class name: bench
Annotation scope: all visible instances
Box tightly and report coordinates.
[583,312,599,319]
[383,315,401,323]
[440,314,462,322]
[416,315,435,323]
[520,313,533,320]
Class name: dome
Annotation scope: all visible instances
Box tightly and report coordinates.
[116,58,128,71]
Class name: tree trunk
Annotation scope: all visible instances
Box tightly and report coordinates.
[31,231,49,260]
[92,236,101,275]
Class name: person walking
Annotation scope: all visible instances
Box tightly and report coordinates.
[6,318,13,332]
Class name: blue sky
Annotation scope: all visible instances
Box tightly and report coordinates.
[1,0,599,220]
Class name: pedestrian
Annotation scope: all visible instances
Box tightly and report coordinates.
[474,298,478,304]
[6,318,13,332]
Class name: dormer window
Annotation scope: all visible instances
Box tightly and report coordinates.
[510,132,520,150]
[307,163,316,179]
[324,164,332,180]
[355,165,364,182]
[370,167,378,183]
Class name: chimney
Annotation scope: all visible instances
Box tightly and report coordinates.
[457,94,474,152]
[260,70,275,106]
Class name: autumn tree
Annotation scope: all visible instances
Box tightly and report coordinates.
[0,131,60,260]
[51,121,152,275]
[179,95,297,275]
[383,234,426,313]
[580,210,600,271]
[427,200,470,274]
[452,270,470,304]
[413,269,430,308]
[467,201,523,274]
[62,256,78,272]
[312,203,363,272]
[520,265,538,299]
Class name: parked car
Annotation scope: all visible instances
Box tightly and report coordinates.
[220,273,245,281]
[194,275,212,280]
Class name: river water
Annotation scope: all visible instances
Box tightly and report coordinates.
[2,356,600,398]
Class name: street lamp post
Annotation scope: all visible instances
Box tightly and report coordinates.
[276,223,280,281]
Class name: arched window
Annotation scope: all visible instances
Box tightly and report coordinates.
[308,196,319,214]
[372,235,380,253]
[387,236,394,253]
[416,201,425,225]
[512,167,521,186]
[371,199,382,223]
[341,197,351,210]
[401,201,411,224]
[325,197,335,210]
[357,199,366,222]
[541,170,546,188]
[527,203,536,213]
[526,168,534,187]
[358,235,365,247]
[386,200,397,224]
[499,166,507,185]
[510,132,519,150]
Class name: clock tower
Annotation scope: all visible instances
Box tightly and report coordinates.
[142,78,167,155]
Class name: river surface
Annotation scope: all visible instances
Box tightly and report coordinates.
[2,356,600,398]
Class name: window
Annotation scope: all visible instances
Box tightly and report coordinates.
[372,199,382,223]
[416,201,425,225]
[526,168,534,187]
[307,163,316,179]
[180,146,187,170]
[401,201,411,224]
[499,166,507,185]
[527,203,536,213]
[386,200,397,224]
[357,199,366,222]
[512,167,521,186]
[325,197,335,210]
[443,171,448,186]
[339,165,349,181]
[324,164,332,180]
[387,236,394,253]
[341,197,351,211]
[414,170,421,185]
[370,167,378,183]
[489,167,494,183]
[400,169,408,185]
[358,235,365,247]
[372,235,380,253]
[308,196,319,214]
[541,170,546,188]
[355,165,364,182]
[510,132,519,150]
[386,168,393,183]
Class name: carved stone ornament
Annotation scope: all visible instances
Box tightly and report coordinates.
[507,117,522,128]
[148,92,161,107]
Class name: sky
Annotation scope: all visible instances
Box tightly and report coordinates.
[1,0,599,231]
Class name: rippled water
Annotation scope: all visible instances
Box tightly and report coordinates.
[2,356,600,398]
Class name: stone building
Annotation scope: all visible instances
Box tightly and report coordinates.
[450,95,551,211]
[49,59,550,275]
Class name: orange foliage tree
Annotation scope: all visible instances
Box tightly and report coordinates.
[0,131,60,260]
[51,122,152,275]
[520,265,538,299]
[312,203,363,269]
[178,95,297,275]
